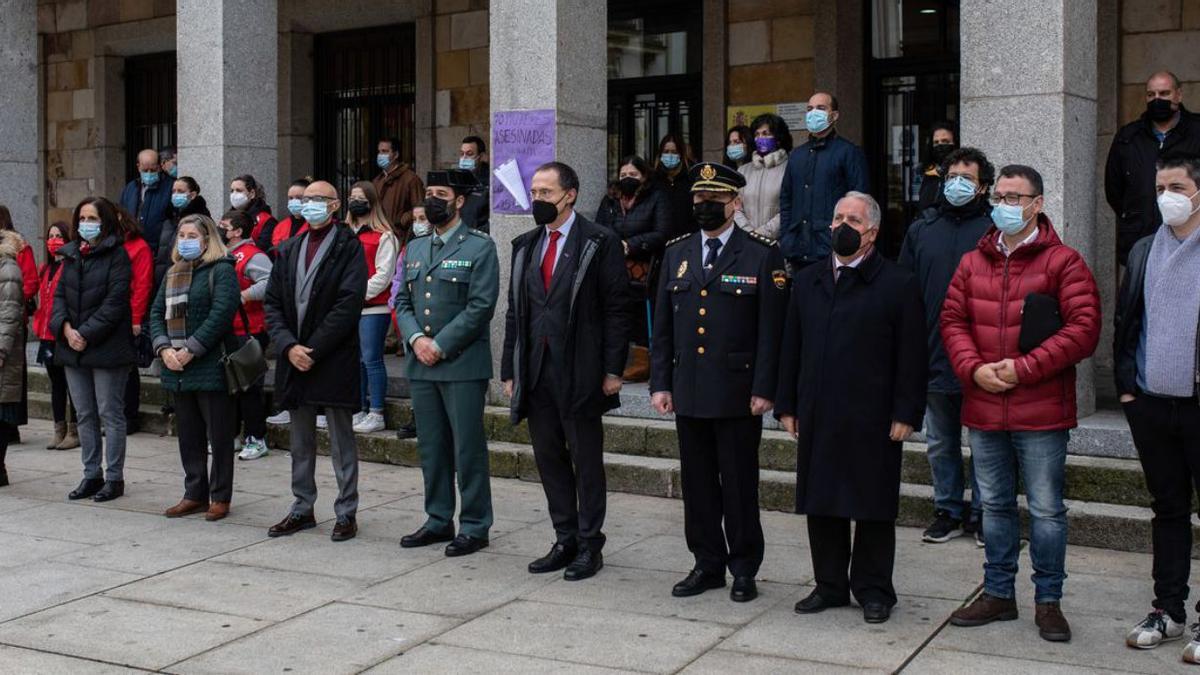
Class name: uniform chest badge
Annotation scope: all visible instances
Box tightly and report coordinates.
[720,275,757,285]
[772,269,787,289]
[677,260,688,278]
[442,259,472,269]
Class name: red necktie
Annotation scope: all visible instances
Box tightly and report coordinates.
[541,230,561,291]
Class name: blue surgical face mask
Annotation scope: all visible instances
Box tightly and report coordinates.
[177,238,203,261]
[726,144,746,161]
[301,201,331,226]
[78,221,101,242]
[140,171,160,187]
[991,202,1034,235]
[166,165,178,178]
[458,157,477,171]
[805,109,831,134]
[171,193,190,209]
[942,176,978,207]
[660,153,681,169]
[287,198,303,217]
[376,153,392,169]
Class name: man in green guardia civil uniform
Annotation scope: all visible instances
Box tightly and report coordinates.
[395,169,500,557]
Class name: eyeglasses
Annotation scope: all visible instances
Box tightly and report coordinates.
[529,189,561,200]
[300,196,335,204]
[989,193,1038,206]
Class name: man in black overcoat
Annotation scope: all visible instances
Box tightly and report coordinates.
[775,190,927,624]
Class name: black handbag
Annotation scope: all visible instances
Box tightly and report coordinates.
[209,270,269,395]
[133,331,154,368]
[1018,292,1064,354]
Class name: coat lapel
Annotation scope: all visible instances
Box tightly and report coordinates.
[547,222,581,296]
[685,235,705,288]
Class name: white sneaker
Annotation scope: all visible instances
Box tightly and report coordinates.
[1184,623,1200,663]
[266,410,290,425]
[353,411,386,434]
[352,411,368,426]
[316,415,328,429]
[1126,610,1185,649]
[238,436,270,461]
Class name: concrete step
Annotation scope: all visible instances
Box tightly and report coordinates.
[260,425,1177,556]
[27,392,175,436]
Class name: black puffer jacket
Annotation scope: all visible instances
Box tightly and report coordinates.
[50,235,135,369]
[594,183,674,261]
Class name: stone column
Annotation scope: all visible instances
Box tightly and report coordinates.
[487,0,607,398]
[0,0,41,246]
[960,0,1099,416]
[176,0,278,209]
[813,0,865,144]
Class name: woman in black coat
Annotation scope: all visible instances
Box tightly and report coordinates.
[157,176,211,286]
[774,198,926,618]
[653,133,697,239]
[51,197,135,503]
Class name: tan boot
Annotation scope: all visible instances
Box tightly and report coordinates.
[47,421,66,449]
[57,422,80,450]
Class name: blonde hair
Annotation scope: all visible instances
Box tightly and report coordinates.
[172,214,228,265]
[347,180,395,236]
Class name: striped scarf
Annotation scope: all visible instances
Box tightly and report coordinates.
[164,262,194,348]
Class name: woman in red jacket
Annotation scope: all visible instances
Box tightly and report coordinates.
[116,208,154,435]
[268,178,311,258]
[230,174,277,254]
[347,181,399,434]
[34,221,79,450]
[0,205,38,303]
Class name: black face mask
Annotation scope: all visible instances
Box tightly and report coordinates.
[532,199,560,226]
[930,143,955,164]
[693,200,729,232]
[832,223,862,257]
[618,177,641,196]
[423,196,455,226]
[347,199,371,217]
[1147,97,1176,122]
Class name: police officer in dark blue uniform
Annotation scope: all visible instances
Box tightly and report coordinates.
[649,161,788,603]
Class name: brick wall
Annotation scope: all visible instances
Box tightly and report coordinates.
[433,0,489,169]
[1119,0,1200,123]
[726,0,815,108]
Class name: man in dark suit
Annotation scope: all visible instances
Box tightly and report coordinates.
[650,162,788,603]
[501,161,631,581]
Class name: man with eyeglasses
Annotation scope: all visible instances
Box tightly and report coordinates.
[899,147,995,548]
[941,165,1101,643]
[501,161,631,582]
[263,180,367,542]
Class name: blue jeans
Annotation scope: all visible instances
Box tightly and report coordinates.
[358,313,391,412]
[925,393,980,521]
[969,429,1069,603]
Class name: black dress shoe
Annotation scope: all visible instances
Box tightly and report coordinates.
[267,512,317,537]
[794,589,850,614]
[563,549,603,581]
[444,533,488,557]
[400,526,454,548]
[0,468,9,488]
[672,569,726,597]
[68,477,105,500]
[92,480,124,502]
[863,601,891,623]
[730,576,758,603]
[529,543,577,574]
[395,423,417,440]
[331,516,357,542]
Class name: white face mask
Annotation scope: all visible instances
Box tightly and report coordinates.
[1158,188,1200,228]
[230,191,250,210]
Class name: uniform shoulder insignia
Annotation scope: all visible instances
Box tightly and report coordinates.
[665,232,694,248]
[746,231,778,247]
[467,228,491,239]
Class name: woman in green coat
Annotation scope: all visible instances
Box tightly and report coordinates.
[0,229,26,487]
[150,214,240,521]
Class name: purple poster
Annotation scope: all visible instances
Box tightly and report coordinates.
[491,109,556,215]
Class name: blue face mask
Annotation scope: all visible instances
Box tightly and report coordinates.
[660,153,681,169]
[171,193,190,209]
[140,171,160,187]
[991,202,1034,235]
[166,165,178,178]
[376,153,392,169]
[458,157,477,171]
[805,109,831,134]
[301,201,331,226]
[78,221,101,242]
[726,144,746,161]
[287,198,303,217]
[177,238,203,261]
[942,176,978,207]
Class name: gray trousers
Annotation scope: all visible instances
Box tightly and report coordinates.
[65,366,127,482]
[289,405,359,519]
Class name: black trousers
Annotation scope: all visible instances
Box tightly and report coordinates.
[123,365,140,425]
[1124,393,1200,621]
[676,415,764,577]
[527,373,607,553]
[175,390,237,503]
[235,333,269,439]
[46,362,69,422]
[807,515,897,607]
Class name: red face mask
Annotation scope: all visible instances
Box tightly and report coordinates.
[46,237,65,257]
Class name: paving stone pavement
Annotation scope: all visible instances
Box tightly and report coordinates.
[0,419,1187,673]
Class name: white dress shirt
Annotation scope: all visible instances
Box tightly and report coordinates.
[832,249,868,281]
[701,224,735,269]
[540,210,577,274]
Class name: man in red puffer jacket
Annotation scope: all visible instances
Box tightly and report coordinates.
[940,164,1100,644]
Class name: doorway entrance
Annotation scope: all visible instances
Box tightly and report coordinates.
[124,52,176,183]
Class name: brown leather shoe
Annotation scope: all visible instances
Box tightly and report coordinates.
[268,512,317,537]
[331,516,357,542]
[949,593,1018,627]
[205,502,230,522]
[1035,602,1072,642]
[163,499,209,518]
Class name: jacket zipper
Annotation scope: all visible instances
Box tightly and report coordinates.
[999,255,1011,428]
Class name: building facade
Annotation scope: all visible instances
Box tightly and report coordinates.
[2,0,1200,414]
